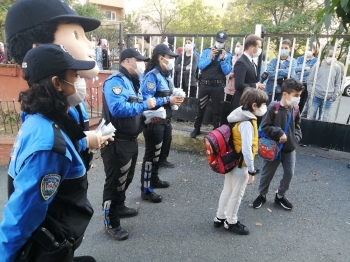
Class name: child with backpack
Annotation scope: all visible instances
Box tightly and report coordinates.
[253,78,303,210]
[214,88,268,235]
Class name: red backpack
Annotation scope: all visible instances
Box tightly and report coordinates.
[204,124,243,174]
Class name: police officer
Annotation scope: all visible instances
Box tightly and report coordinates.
[190,31,232,138]
[101,48,156,241]
[140,44,183,203]
[0,44,111,262]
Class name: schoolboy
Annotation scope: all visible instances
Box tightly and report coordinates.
[253,78,303,210]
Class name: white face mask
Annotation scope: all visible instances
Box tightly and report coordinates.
[162,57,175,71]
[280,49,290,57]
[305,50,313,58]
[286,96,300,107]
[253,47,262,58]
[234,47,242,55]
[325,57,334,64]
[64,78,87,107]
[131,61,145,75]
[185,43,192,52]
[215,41,225,49]
[254,104,267,116]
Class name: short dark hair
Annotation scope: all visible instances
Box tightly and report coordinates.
[282,39,292,48]
[144,36,151,43]
[240,88,268,112]
[281,78,304,94]
[244,34,262,51]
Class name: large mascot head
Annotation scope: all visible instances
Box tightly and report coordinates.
[5,0,101,78]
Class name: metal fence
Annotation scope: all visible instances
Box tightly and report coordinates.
[0,86,102,135]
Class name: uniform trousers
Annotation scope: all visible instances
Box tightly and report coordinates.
[216,167,248,224]
[258,150,296,196]
[141,122,172,192]
[101,138,138,227]
[194,83,224,129]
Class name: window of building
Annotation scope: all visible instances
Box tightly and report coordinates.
[105,10,116,21]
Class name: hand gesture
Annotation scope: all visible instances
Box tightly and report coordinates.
[257,82,265,90]
[210,48,218,60]
[279,133,287,143]
[146,97,156,109]
[170,95,184,106]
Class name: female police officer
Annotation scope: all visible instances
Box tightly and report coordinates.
[0,44,112,262]
[140,44,183,203]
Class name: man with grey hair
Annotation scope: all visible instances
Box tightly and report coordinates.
[307,47,341,122]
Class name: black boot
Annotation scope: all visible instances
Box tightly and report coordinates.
[159,159,175,168]
[151,178,170,188]
[190,128,201,138]
[105,226,129,240]
[117,203,138,218]
[141,190,162,203]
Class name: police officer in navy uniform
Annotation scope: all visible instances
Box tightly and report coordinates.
[190,31,232,138]
[140,44,183,203]
[0,44,111,262]
[101,48,156,241]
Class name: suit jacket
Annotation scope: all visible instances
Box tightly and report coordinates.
[231,54,259,109]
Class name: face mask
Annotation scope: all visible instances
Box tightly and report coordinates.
[305,50,313,58]
[234,47,242,55]
[185,44,192,52]
[254,104,267,116]
[64,78,87,107]
[132,61,146,75]
[286,96,300,107]
[162,57,175,71]
[325,57,333,64]
[280,49,289,57]
[253,47,262,58]
[215,41,225,49]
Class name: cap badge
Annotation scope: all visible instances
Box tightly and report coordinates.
[22,62,27,68]
[219,32,225,38]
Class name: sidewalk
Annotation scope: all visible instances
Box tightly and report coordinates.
[1,121,350,261]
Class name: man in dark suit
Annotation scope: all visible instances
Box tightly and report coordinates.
[231,34,265,110]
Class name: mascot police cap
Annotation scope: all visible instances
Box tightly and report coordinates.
[5,0,101,41]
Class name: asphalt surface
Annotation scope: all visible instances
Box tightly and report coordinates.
[1,143,350,262]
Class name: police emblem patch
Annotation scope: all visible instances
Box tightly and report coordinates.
[147,81,155,91]
[219,32,224,38]
[40,174,61,200]
[112,86,123,95]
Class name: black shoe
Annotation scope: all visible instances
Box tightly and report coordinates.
[274,193,293,210]
[141,191,162,203]
[159,160,175,168]
[105,226,129,241]
[74,256,96,262]
[252,194,266,209]
[151,179,170,188]
[224,220,250,235]
[190,128,201,138]
[213,217,225,228]
[117,204,138,218]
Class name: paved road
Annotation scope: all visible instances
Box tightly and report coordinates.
[1,145,350,262]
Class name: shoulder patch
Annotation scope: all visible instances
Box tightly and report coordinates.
[147,81,155,91]
[112,86,123,95]
[40,174,61,201]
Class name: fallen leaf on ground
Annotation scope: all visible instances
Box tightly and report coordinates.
[310,170,317,175]
[255,222,262,226]
[183,179,189,182]
[267,208,272,212]
[303,218,311,221]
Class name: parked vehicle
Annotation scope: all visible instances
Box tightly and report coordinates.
[343,76,350,97]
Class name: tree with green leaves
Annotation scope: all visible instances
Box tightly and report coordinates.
[0,0,17,41]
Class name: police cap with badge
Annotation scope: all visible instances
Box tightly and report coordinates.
[215,30,228,43]
[22,43,96,85]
